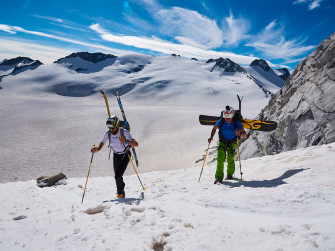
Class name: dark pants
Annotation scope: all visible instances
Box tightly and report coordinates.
[113,151,130,194]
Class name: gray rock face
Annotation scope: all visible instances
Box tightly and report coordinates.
[240,32,335,159]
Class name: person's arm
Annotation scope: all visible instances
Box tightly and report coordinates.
[208,125,218,144]
[119,129,139,147]
[91,142,104,153]
[235,128,247,139]
[120,137,138,147]
[129,139,138,147]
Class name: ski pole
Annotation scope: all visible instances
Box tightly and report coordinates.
[236,137,243,180]
[81,145,96,204]
[198,142,210,183]
[119,127,145,191]
[128,153,146,191]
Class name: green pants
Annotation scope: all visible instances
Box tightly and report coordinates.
[215,141,237,180]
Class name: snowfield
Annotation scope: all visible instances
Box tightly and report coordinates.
[0,55,273,183]
[1,142,334,251]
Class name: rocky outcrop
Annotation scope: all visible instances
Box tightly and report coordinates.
[37,173,67,187]
[209,57,246,74]
[0,57,43,83]
[250,59,271,71]
[240,32,335,159]
[11,60,43,75]
[54,52,116,64]
[54,52,117,74]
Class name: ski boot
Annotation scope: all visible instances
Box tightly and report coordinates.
[116,191,125,198]
[214,179,223,184]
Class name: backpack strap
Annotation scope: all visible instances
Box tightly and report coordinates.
[119,127,130,152]
[119,127,125,138]
[108,130,112,148]
[218,119,224,142]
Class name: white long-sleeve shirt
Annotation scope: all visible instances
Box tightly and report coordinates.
[101,129,133,154]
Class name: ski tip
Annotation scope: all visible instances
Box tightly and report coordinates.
[100,90,105,94]
[143,187,147,191]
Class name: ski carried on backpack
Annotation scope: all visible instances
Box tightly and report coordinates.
[100,90,114,159]
[101,90,111,118]
[116,89,139,167]
[199,115,277,131]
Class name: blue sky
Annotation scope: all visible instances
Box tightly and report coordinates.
[0,0,334,69]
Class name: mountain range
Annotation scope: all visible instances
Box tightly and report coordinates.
[0,52,287,99]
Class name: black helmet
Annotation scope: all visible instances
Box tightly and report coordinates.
[106,115,120,129]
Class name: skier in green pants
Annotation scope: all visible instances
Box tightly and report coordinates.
[208,106,247,184]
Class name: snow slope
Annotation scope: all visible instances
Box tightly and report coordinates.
[0,55,270,183]
[244,65,284,94]
[1,143,334,250]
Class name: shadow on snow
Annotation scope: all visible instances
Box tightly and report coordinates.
[221,168,306,188]
[103,192,145,205]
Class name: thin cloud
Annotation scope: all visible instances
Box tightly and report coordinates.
[221,10,251,47]
[129,0,162,13]
[129,1,223,50]
[31,14,89,32]
[31,14,64,23]
[90,23,258,64]
[154,7,223,49]
[292,0,323,10]
[0,24,130,56]
[0,37,73,63]
[0,24,16,34]
[246,20,315,62]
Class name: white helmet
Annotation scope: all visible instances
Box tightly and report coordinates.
[222,105,235,118]
[106,115,120,129]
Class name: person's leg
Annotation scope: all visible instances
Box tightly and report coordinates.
[215,141,226,181]
[113,152,130,194]
[226,143,237,177]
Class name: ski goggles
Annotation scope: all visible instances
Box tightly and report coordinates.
[107,125,118,129]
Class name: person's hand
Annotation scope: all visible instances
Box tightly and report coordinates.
[235,130,241,137]
[91,147,98,153]
[119,137,127,144]
[208,137,213,144]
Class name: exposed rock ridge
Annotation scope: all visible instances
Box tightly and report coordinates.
[239,32,335,159]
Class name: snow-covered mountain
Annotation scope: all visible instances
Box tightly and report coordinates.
[207,57,246,74]
[206,57,275,97]
[240,32,335,160]
[243,59,286,94]
[54,52,118,74]
[274,67,290,81]
[0,56,42,82]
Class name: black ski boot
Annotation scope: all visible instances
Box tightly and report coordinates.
[214,179,222,184]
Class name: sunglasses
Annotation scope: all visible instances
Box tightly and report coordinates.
[108,125,118,130]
